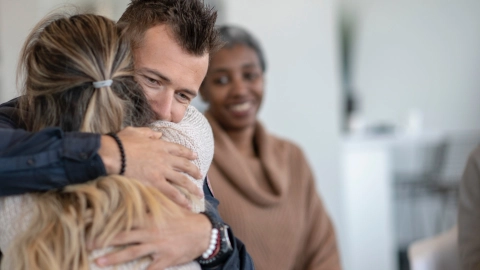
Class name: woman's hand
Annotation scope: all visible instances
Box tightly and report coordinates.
[99,126,203,209]
[94,210,212,269]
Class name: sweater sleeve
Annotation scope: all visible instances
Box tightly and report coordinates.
[458,147,480,270]
[296,148,342,270]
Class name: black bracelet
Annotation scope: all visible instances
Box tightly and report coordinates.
[106,132,126,175]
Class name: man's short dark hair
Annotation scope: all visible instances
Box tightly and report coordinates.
[118,0,221,56]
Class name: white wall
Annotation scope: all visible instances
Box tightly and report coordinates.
[347,0,480,132]
[0,0,38,102]
[224,0,344,258]
[0,0,129,102]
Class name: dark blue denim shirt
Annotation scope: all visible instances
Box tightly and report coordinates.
[0,98,254,270]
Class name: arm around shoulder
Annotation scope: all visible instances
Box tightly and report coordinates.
[0,127,105,196]
[0,98,106,196]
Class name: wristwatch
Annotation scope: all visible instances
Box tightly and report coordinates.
[196,212,234,268]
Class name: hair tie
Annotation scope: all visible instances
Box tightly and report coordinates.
[93,79,113,88]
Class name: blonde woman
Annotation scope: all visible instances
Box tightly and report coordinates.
[0,13,213,270]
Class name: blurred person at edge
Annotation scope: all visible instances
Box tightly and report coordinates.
[459,146,480,269]
[199,25,342,270]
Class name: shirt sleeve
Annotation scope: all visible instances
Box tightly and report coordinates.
[0,127,106,196]
[202,179,255,270]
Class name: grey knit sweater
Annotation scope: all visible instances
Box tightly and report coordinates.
[0,105,214,270]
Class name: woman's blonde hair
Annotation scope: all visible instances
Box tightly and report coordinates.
[5,175,180,270]
[17,12,153,132]
[1,13,180,270]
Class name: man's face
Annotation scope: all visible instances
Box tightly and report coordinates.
[133,24,209,123]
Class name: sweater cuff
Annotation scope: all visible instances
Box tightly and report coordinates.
[63,132,107,184]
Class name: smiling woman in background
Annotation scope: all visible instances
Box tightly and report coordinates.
[199,25,342,270]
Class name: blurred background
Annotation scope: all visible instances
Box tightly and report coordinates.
[1,0,479,269]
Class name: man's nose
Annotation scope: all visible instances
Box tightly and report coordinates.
[153,93,173,122]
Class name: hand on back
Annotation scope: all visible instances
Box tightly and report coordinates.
[93,208,211,269]
[99,127,203,209]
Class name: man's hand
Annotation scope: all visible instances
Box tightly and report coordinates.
[98,127,203,209]
[94,210,212,269]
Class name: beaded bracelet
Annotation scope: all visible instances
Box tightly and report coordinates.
[202,227,219,259]
[106,132,126,175]
[199,211,220,259]
[196,212,233,267]
[196,223,232,267]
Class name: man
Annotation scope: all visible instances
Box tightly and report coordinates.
[0,0,253,269]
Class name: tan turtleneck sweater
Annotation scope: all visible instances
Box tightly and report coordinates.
[205,113,341,270]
